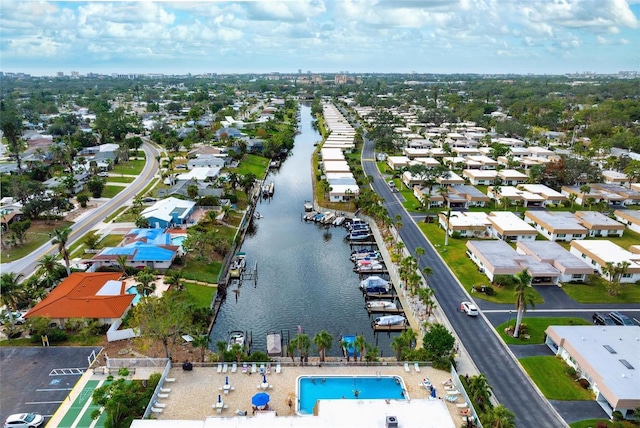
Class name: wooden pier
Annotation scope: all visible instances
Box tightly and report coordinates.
[363,292,395,300]
[366,306,404,315]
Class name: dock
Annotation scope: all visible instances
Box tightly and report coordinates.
[372,323,410,332]
[366,306,404,314]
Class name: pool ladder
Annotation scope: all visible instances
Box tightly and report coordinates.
[376,371,381,379]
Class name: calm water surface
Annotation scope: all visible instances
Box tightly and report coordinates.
[210,104,395,357]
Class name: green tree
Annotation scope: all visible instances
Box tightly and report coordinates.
[390,334,409,362]
[76,193,90,208]
[513,270,536,338]
[136,267,156,297]
[191,334,211,363]
[422,323,455,369]
[52,227,72,276]
[36,254,65,289]
[0,100,26,171]
[312,330,333,363]
[130,289,197,359]
[9,219,31,244]
[87,176,106,198]
[0,272,25,316]
[116,254,129,276]
[481,404,516,428]
[354,334,367,362]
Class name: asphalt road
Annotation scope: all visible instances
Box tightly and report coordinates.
[359,136,568,427]
[0,142,159,279]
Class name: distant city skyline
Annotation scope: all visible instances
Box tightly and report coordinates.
[2,0,639,77]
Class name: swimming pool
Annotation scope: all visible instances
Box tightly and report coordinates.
[297,375,408,415]
[171,235,186,246]
[126,285,142,305]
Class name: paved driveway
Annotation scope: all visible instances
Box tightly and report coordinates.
[0,347,101,422]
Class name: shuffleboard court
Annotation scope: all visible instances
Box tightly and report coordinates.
[57,380,110,428]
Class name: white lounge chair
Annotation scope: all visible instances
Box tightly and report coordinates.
[404,362,410,372]
[223,363,228,373]
[165,378,175,383]
[153,402,167,408]
[158,393,169,399]
[414,362,421,372]
[160,387,171,393]
[231,362,237,373]
[259,363,265,374]
[217,363,223,373]
[251,363,257,373]
[151,407,163,413]
[275,362,281,374]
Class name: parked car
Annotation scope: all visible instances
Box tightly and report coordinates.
[2,310,27,325]
[460,301,479,316]
[592,312,616,326]
[98,171,109,177]
[608,311,635,326]
[3,412,44,427]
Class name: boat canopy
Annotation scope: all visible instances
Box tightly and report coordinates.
[266,333,282,356]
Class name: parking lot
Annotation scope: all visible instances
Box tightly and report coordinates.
[0,346,102,423]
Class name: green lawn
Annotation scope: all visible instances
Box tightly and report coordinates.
[570,420,636,428]
[1,220,73,262]
[99,234,125,247]
[69,233,125,259]
[105,175,135,183]
[112,159,146,175]
[520,356,593,400]
[182,258,223,283]
[497,317,590,344]
[417,223,543,304]
[184,282,217,309]
[229,154,270,177]
[102,185,125,198]
[115,208,140,223]
[104,206,127,223]
[561,279,640,304]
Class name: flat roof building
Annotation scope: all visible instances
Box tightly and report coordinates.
[545,325,640,419]
[524,211,588,242]
[569,240,640,283]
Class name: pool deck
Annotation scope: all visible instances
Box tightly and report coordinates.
[148,362,462,425]
[49,361,468,427]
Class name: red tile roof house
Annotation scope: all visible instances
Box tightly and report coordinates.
[25,272,135,327]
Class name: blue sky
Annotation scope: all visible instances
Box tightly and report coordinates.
[1,0,639,76]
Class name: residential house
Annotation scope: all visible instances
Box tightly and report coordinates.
[524,211,588,242]
[439,211,491,238]
[437,171,465,186]
[447,185,491,208]
[413,186,445,209]
[486,211,538,242]
[466,240,559,284]
[24,272,135,326]
[463,169,497,185]
[613,209,640,234]
[518,184,568,207]
[140,197,196,228]
[488,186,545,208]
[410,157,442,168]
[497,169,528,186]
[569,240,640,283]
[403,148,431,159]
[574,211,625,238]
[602,170,630,186]
[465,155,498,170]
[387,156,411,170]
[323,160,351,174]
[516,241,593,283]
[561,185,625,207]
[91,241,179,270]
[545,326,640,419]
[591,183,640,206]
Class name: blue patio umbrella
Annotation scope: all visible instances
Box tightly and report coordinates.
[252,392,270,407]
[218,394,222,403]
[225,376,229,385]
[430,387,436,398]
[262,374,267,384]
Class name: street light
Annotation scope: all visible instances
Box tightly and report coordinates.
[508,310,513,329]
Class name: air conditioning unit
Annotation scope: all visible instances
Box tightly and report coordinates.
[386,416,399,428]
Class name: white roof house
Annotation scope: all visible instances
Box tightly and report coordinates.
[545,326,640,418]
[141,197,196,228]
[569,240,640,283]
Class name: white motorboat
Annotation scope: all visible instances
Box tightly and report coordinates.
[374,315,406,326]
[366,300,397,310]
[227,330,245,351]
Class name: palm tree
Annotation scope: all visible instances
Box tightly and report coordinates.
[339,338,351,362]
[215,341,227,362]
[354,334,367,362]
[191,334,211,362]
[136,267,156,297]
[513,270,536,338]
[36,254,65,289]
[313,330,333,362]
[417,286,437,316]
[0,272,25,316]
[468,373,493,413]
[579,185,590,207]
[400,329,417,350]
[116,254,129,277]
[52,227,72,276]
[567,193,577,211]
[164,269,184,290]
[390,335,408,361]
[481,404,516,428]
[414,246,425,265]
[422,266,434,287]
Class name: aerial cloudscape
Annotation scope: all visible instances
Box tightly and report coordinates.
[1,0,639,76]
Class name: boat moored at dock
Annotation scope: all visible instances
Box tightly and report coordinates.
[227,330,246,351]
[229,252,247,278]
[373,315,406,327]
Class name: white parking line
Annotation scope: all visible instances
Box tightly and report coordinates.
[25,401,64,405]
[36,388,73,392]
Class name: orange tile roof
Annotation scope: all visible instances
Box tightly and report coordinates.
[26,272,135,320]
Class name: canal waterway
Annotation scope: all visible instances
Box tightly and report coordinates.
[210,104,396,358]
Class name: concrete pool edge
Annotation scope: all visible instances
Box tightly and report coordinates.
[295,374,410,415]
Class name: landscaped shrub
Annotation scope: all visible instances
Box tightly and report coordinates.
[577,378,590,389]
[565,366,577,378]
[493,275,517,286]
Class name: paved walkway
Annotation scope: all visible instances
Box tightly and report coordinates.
[551,400,609,423]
